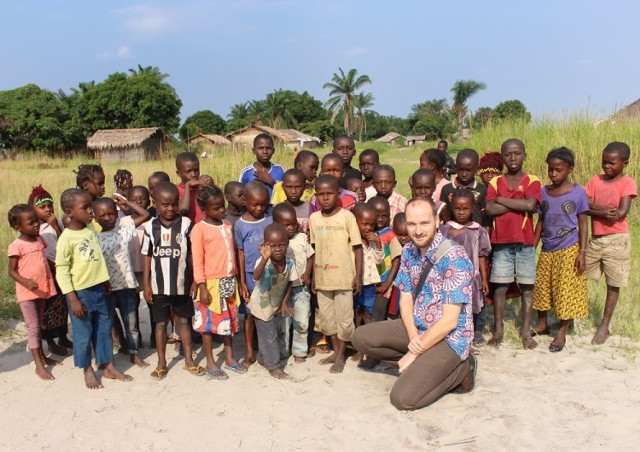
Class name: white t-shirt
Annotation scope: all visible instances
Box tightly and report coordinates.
[286,233,314,287]
[97,216,138,291]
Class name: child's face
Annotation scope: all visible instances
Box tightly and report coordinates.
[203,196,226,222]
[297,157,319,184]
[372,203,390,230]
[438,142,448,152]
[501,144,525,174]
[359,154,378,179]
[244,191,268,219]
[253,138,275,164]
[66,193,94,226]
[128,188,150,210]
[283,174,306,204]
[373,170,396,198]
[393,222,410,246]
[266,232,288,261]
[93,202,118,232]
[176,160,200,183]
[410,174,435,199]
[16,210,40,238]
[419,154,431,169]
[148,176,163,194]
[83,171,106,198]
[601,150,627,179]
[226,186,245,210]
[451,197,474,224]
[346,179,365,202]
[155,191,179,223]
[275,212,298,239]
[547,157,573,186]
[480,170,501,186]
[321,158,344,180]
[333,138,356,166]
[456,157,478,186]
[33,200,55,223]
[315,182,339,212]
[356,210,377,239]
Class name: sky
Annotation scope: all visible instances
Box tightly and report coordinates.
[2,0,639,123]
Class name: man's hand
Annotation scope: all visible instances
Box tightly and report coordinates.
[407,334,427,355]
[398,351,418,373]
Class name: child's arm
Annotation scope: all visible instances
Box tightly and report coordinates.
[479,255,489,295]
[376,256,401,295]
[493,196,538,213]
[252,243,271,281]
[238,250,249,301]
[46,213,63,237]
[253,166,276,187]
[587,198,618,220]
[142,255,153,304]
[8,256,38,291]
[533,215,543,247]
[114,195,151,227]
[301,255,314,286]
[575,213,588,275]
[280,281,295,317]
[352,244,363,295]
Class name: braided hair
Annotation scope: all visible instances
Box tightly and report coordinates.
[74,164,104,189]
[114,169,133,191]
[477,152,504,175]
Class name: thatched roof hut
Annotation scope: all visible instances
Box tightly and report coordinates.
[601,98,640,124]
[226,125,320,151]
[376,132,404,145]
[279,129,321,149]
[405,135,427,146]
[88,127,167,163]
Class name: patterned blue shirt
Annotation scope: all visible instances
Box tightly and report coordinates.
[393,232,474,359]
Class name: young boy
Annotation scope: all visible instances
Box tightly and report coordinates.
[175,152,213,224]
[309,175,363,373]
[346,177,366,203]
[273,203,314,362]
[142,182,204,380]
[485,138,541,350]
[276,169,311,233]
[93,196,151,367]
[224,181,245,229]
[249,224,298,379]
[239,133,285,198]
[309,154,358,214]
[234,181,273,366]
[55,188,132,389]
[271,151,318,205]
[333,135,361,183]
[359,149,380,201]
[372,164,407,222]
[440,149,487,224]
[585,141,637,345]
[147,171,170,217]
[438,139,457,178]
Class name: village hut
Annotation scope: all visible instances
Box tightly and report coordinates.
[225,125,295,151]
[405,135,427,146]
[187,134,232,156]
[88,127,167,163]
[279,129,321,149]
[598,98,640,124]
[375,132,404,145]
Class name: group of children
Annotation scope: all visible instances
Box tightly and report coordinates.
[7,132,636,387]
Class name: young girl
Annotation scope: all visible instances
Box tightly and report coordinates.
[192,186,247,380]
[7,204,60,380]
[114,169,133,216]
[533,148,589,352]
[420,148,451,202]
[439,189,491,345]
[28,185,73,356]
[75,164,106,199]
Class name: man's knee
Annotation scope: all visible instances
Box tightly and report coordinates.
[390,386,418,411]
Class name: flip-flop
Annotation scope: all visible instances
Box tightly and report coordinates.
[225,362,248,374]
[184,364,206,376]
[205,369,229,381]
[549,342,564,353]
[150,368,167,381]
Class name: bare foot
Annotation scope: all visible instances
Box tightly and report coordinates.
[592,327,611,345]
[84,367,103,389]
[319,352,337,365]
[521,333,538,350]
[44,356,62,366]
[307,347,316,358]
[358,357,380,370]
[329,359,346,374]
[241,354,256,368]
[103,363,133,382]
[487,332,503,347]
[130,354,149,368]
[294,356,306,363]
[269,369,290,379]
[36,366,55,380]
[350,351,364,362]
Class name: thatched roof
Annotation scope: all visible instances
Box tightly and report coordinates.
[87,127,166,150]
[610,98,640,121]
[376,132,403,143]
[280,129,321,143]
[188,133,231,145]
[225,125,294,142]
[405,135,427,142]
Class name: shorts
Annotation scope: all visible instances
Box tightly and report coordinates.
[585,233,630,288]
[152,295,195,323]
[316,289,355,342]
[354,284,376,314]
[490,244,535,285]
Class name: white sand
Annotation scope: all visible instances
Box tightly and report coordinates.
[2,314,640,451]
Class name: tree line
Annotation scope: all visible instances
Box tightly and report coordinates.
[0,65,531,153]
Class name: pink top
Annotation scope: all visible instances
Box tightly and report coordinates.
[433,178,451,204]
[191,220,237,284]
[7,237,57,302]
[177,184,205,224]
[585,174,637,235]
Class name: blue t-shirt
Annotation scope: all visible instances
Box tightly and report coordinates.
[233,215,273,291]
[239,163,285,198]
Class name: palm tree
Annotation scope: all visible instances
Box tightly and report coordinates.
[128,64,168,81]
[353,92,375,142]
[323,68,372,136]
[450,80,486,133]
[265,89,297,129]
[228,102,249,121]
[247,100,267,125]
[411,98,449,118]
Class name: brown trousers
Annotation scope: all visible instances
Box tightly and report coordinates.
[352,319,471,410]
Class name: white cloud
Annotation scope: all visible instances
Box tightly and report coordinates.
[97,45,134,60]
[116,45,132,58]
[115,5,175,35]
[341,46,370,59]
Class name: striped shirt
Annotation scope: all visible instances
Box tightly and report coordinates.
[141,217,193,296]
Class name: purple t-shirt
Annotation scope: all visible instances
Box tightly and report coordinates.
[539,184,589,252]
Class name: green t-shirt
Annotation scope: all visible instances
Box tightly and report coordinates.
[55,225,109,294]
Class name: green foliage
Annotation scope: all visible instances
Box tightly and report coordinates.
[363,113,410,139]
[323,67,372,136]
[471,106,494,130]
[298,120,338,142]
[411,115,455,140]
[179,110,226,140]
[353,92,375,141]
[450,80,487,132]
[284,90,327,124]
[264,89,298,128]
[493,99,532,123]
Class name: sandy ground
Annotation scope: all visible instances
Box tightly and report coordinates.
[2,306,640,451]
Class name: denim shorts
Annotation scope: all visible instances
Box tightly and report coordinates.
[354,284,377,314]
[490,244,536,285]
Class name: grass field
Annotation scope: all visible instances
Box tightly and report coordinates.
[1,118,638,340]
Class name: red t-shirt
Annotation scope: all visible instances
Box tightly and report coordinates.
[584,174,637,235]
[177,184,205,224]
[486,174,541,245]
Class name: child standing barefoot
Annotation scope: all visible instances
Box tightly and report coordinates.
[192,186,246,380]
[7,204,61,380]
[533,148,589,352]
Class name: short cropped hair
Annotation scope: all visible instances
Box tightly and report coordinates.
[60,188,89,212]
[603,141,631,161]
[372,164,396,180]
[315,174,340,190]
[546,147,575,167]
[175,152,199,169]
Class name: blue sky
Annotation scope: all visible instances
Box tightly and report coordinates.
[1,0,638,122]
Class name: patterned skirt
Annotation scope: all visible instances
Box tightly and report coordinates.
[40,292,68,340]
[192,277,239,335]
